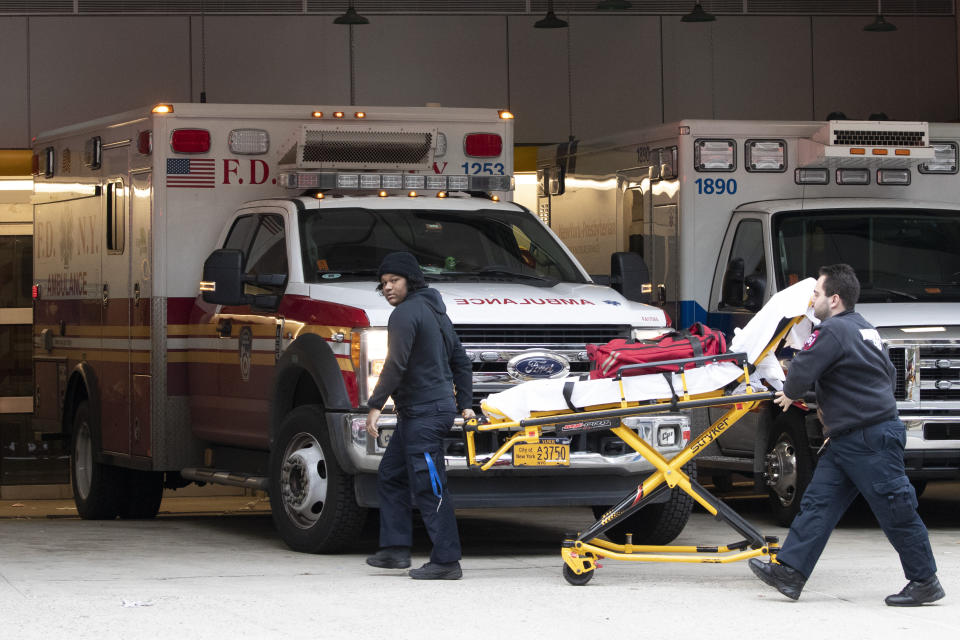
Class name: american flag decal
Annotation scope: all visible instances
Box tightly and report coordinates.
[166,158,215,188]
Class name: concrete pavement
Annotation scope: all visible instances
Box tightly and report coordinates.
[1,483,958,639]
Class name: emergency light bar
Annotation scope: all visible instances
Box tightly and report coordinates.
[799,120,935,168]
[280,171,512,193]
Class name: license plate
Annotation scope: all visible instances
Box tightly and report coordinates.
[512,440,570,467]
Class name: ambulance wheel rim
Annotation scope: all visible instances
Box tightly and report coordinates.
[74,421,94,501]
[279,432,329,529]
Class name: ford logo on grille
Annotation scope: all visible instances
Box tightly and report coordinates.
[507,351,570,381]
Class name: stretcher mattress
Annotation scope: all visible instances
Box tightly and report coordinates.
[481,278,817,422]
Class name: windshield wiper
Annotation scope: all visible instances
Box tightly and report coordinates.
[474,267,558,285]
[315,268,378,277]
[860,286,918,301]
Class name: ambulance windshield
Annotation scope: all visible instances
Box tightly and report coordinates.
[773,209,960,302]
[298,207,587,286]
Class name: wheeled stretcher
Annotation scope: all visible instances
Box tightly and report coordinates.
[463,278,817,585]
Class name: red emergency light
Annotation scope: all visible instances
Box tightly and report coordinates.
[32,284,40,300]
[171,129,211,153]
[137,130,153,155]
[464,133,502,158]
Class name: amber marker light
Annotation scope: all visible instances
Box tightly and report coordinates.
[437,191,447,198]
[378,190,388,197]
[491,195,500,202]
[408,190,417,197]
[315,192,325,199]
[333,111,345,119]
[849,148,866,155]
[895,149,911,156]
[872,149,888,155]
[152,104,174,114]
[311,111,324,118]
[498,110,515,119]
[354,111,366,119]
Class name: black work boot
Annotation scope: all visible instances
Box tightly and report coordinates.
[366,546,411,569]
[408,561,462,580]
[749,558,806,601]
[885,576,945,606]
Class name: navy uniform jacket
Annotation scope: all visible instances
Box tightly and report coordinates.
[783,310,898,435]
[367,287,472,412]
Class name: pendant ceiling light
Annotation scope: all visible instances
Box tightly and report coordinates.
[535,0,568,29]
[864,0,896,31]
[681,1,715,23]
[334,1,369,25]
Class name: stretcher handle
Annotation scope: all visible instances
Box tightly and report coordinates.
[613,351,748,380]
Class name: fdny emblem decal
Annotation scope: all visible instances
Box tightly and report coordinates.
[507,351,570,381]
[239,326,253,381]
[802,330,819,351]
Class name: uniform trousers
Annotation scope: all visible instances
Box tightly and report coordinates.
[776,419,937,581]
[377,398,461,564]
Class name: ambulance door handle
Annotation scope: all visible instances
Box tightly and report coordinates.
[217,318,232,337]
[657,284,666,305]
[134,282,141,307]
[102,284,109,307]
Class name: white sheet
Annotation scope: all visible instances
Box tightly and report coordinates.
[481,278,818,422]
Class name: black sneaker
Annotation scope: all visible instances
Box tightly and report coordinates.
[885,576,945,606]
[408,561,462,580]
[366,547,411,569]
[749,558,806,601]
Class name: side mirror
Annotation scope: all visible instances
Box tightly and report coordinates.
[610,252,652,304]
[721,257,745,309]
[201,249,245,305]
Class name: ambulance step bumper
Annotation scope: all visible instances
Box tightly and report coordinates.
[180,467,269,491]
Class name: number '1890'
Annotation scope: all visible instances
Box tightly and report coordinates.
[694,177,737,195]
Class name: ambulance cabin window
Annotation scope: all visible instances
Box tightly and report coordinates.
[106,181,125,254]
[244,215,288,293]
[721,219,766,311]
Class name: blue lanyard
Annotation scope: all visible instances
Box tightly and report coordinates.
[423,452,443,512]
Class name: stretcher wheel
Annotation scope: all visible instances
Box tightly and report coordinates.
[563,563,594,586]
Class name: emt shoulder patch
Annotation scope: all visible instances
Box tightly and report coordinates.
[802,330,820,350]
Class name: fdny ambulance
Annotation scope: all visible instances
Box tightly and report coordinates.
[30,103,688,552]
[540,119,960,524]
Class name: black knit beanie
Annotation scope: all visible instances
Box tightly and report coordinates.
[377,251,426,289]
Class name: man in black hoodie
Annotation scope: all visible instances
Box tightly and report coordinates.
[749,264,943,606]
[364,252,474,580]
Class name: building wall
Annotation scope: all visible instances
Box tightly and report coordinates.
[0,14,957,150]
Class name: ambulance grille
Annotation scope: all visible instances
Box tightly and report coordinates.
[888,348,906,400]
[454,324,631,346]
[832,130,926,147]
[299,130,433,168]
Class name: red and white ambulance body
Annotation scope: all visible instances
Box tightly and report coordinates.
[32,103,683,551]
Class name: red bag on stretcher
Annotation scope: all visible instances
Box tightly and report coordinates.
[586,322,728,379]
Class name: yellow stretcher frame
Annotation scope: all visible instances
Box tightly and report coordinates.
[464,317,803,585]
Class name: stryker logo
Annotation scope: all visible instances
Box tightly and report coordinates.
[454,298,596,306]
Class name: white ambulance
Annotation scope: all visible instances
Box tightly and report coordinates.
[31,103,689,552]
[539,119,960,524]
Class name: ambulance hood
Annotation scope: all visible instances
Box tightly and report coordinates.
[858,302,960,331]
[301,281,667,328]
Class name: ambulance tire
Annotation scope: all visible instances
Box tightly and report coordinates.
[593,462,696,546]
[117,470,164,519]
[70,399,121,520]
[269,405,367,553]
[766,411,813,527]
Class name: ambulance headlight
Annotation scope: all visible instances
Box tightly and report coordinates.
[746,140,786,172]
[351,328,389,403]
[228,129,269,155]
[918,142,958,174]
[695,139,736,172]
